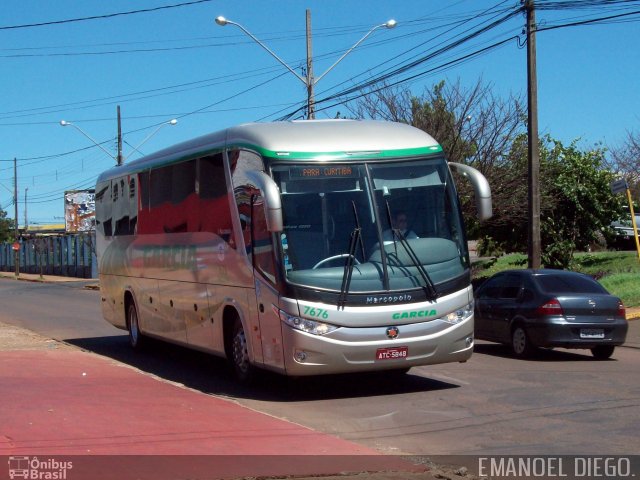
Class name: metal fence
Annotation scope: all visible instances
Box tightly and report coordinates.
[0,233,97,279]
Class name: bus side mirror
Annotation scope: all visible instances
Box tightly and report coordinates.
[448,162,493,220]
[244,171,283,232]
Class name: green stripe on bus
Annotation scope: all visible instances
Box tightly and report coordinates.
[234,144,443,160]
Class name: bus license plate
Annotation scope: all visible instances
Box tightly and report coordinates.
[376,346,408,360]
[580,329,605,339]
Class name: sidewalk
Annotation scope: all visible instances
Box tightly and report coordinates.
[0,271,99,288]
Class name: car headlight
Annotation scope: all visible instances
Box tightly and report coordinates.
[277,309,339,335]
[442,301,474,325]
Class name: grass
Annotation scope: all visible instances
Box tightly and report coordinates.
[472,251,640,307]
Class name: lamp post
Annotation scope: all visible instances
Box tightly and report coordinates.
[59,120,118,163]
[124,119,178,160]
[215,13,396,119]
[60,118,177,164]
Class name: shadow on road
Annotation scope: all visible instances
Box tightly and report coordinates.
[64,335,460,401]
[473,342,616,362]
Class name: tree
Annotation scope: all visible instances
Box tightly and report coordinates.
[349,78,526,236]
[0,208,14,243]
[350,78,524,167]
[608,129,640,201]
[478,135,624,268]
[542,139,624,267]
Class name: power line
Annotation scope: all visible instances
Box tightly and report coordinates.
[278,6,524,120]
[536,8,640,31]
[0,0,215,31]
[310,1,518,111]
[275,1,640,120]
[0,5,519,124]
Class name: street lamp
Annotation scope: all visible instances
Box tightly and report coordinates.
[59,120,118,163]
[215,14,396,119]
[60,118,178,165]
[124,119,178,160]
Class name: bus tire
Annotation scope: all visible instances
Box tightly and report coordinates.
[231,319,254,383]
[127,298,145,350]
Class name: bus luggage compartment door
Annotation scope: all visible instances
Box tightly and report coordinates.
[254,276,284,371]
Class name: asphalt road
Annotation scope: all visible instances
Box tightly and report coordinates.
[1,278,639,457]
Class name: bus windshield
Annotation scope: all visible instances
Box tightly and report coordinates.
[271,157,468,294]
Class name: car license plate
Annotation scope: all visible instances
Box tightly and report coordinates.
[580,329,605,339]
[376,346,408,360]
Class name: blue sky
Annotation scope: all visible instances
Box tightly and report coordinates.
[0,0,638,226]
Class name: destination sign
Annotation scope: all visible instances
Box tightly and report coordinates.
[289,165,359,180]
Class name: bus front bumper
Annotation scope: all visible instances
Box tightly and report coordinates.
[281,317,474,376]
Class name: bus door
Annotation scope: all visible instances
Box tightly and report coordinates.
[251,194,285,371]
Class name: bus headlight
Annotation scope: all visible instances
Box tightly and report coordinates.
[278,309,339,336]
[443,301,474,325]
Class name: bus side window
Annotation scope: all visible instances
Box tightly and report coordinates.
[146,165,172,234]
[113,177,131,236]
[251,193,276,283]
[199,153,233,243]
[230,149,264,254]
[95,182,112,237]
[129,176,138,234]
[143,161,197,234]
[137,171,150,233]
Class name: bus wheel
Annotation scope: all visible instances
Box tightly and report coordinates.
[127,300,145,350]
[231,320,254,382]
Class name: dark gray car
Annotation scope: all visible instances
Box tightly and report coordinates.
[474,269,628,359]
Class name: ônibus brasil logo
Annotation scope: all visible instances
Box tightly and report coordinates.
[8,456,73,479]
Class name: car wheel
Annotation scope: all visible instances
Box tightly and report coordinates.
[511,325,534,358]
[127,300,145,350]
[231,319,254,382]
[591,345,615,360]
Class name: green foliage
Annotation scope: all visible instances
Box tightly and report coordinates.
[540,138,622,267]
[0,209,14,243]
[473,253,527,280]
[599,273,640,308]
[478,135,625,267]
[477,235,504,257]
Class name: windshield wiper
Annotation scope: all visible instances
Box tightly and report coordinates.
[385,201,439,299]
[338,201,365,310]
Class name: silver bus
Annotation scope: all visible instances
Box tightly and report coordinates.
[95,120,491,380]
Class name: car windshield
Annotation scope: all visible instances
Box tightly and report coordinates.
[534,274,606,294]
[271,157,468,294]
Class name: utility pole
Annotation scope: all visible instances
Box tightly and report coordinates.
[24,187,28,231]
[306,9,315,119]
[117,105,124,166]
[526,0,541,269]
[14,158,19,276]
